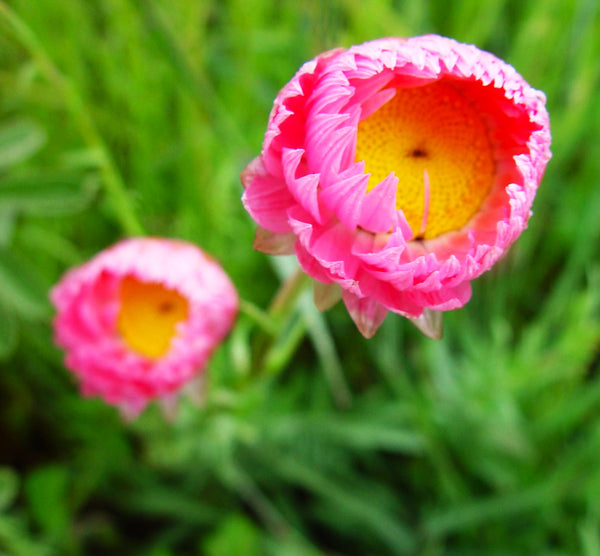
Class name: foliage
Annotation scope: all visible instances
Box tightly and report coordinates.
[0,0,599,554]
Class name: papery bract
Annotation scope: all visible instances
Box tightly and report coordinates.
[51,238,238,416]
[242,35,551,338]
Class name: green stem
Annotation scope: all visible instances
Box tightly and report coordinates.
[239,299,278,336]
[264,316,307,375]
[251,268,311,374]
[267,267,311,322]
[0,3,144,237]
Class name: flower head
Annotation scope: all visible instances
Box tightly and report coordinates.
[242,35,551,338]
[51,238,238,416]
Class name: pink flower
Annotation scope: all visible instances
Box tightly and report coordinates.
[242,35,551,338]
[51,238,238,416]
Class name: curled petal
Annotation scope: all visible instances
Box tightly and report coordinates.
[319,170,369,231]
[242,157,295,234]
[358,172,399,233]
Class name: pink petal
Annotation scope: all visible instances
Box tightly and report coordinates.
[307,122,359,177]
[241,157,295,233]
[357,172,399,233]
[359,86,397,120]
[281,147,324,223]
[319,169,369,231]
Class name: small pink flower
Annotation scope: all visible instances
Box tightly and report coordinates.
[242,35,551,338]
[51,238,238,417]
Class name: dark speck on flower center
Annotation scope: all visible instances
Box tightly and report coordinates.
[408,147,428,159]
[158,301,175,314]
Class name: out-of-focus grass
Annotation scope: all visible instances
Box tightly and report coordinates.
[0,0,599,554]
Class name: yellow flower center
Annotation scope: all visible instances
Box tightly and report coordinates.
[355,80,495,239]
[117,276,189,359]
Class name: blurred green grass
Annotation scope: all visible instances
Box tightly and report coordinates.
[0,0,599,554]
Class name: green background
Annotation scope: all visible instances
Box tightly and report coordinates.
[0,0,599,554]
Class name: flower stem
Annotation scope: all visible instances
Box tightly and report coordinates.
[267,266,311,323]
[251,267,310,374]
[0,2,144,237]
[239,299,278,336]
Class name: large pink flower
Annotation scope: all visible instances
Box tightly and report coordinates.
[51,238,238,416]
[242,35,551,338]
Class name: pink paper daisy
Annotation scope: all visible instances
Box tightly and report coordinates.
[51,238,238,417]
[242,35,551,338]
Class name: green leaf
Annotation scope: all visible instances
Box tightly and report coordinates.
[0,299,18,360]
[0,515,50,556]
[0,467,19,512]
[0,119,46,170]
[0,172,98,215]
[24,465,71,540]
[0,206,17,247]
[0,249,50,319]
[203,514,263,556]
[266,451,415,554]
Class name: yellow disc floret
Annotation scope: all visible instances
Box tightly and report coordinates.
[117,276,189,359]
[355,80,495,239]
